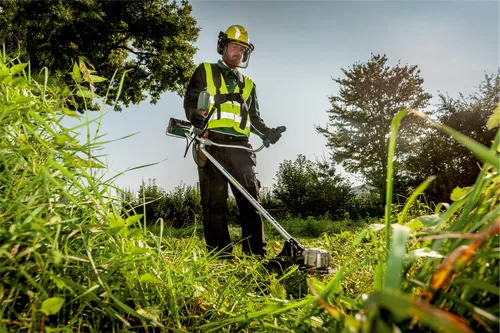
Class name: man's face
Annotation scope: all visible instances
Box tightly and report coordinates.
[223,42,246,68]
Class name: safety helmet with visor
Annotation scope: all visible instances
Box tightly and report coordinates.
[217,25,254,69]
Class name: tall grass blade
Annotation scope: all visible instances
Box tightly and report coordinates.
[384,109,410,254]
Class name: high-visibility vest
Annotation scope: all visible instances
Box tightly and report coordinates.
[203,62,254,136]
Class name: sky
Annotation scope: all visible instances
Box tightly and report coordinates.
[63,0,499,195]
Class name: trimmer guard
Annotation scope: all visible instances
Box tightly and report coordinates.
[268,239,336,274]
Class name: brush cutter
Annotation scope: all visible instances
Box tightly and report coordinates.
[165,94,335,274]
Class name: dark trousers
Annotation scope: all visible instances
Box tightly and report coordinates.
[197,132,267,256]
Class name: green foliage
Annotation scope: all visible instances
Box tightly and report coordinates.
[126,182,269,228]
[0,0,200,111]
[266,216,349,239]
[124,181,248,228]
[127,181,203,227]
[227,196,240,225]
[316,53,433,198]
[406,69,500,203]
[351,108,500,332]
[2,52,499,333]
[1,53,342,333]
[346,191,384,219]
[164,183,203,227]
[135,178,167,224]
[0,53,143,332]
[273,154,383,219]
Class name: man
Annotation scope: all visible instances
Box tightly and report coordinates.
[183,24,284,257]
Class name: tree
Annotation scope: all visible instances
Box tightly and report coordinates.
[316,54,432,198]
[0,0,199,111]
[405,69,500,203]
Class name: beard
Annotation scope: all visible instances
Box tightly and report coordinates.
[223,53,242,68]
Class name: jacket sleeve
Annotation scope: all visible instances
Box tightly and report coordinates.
[248,83,270,137]
[183,63,206,121]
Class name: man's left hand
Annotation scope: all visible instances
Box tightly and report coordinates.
[263,126,285,144]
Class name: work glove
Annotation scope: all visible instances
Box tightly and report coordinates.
[262,126,286,147]
[189,109,206,129]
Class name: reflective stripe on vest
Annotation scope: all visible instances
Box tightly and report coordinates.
[203,62,254,136]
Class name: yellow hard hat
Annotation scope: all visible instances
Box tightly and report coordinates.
[217,25,255,55]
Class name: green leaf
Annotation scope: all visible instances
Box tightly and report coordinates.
[452,278,500,296]
[0,73,12,85]
[416,214,442,229]
[385,108,411,252]
[128,228,144,239]
[125,214,143,226]
[114,69,132,107]
[62,84,71,96]
[130,245,150,255]
[10,63,28,75]
[54,134,72,146]
[369,224,386,232]
[61,107,80,117]
[137,306,162,323]
[270,277,287,299]
[487,102,500,130]
[450,186,471,201]
[384,224,411,290]
[71,62,81,83]
[12,76,27,87]
[40,297,65,316]
[108,215,126,235]
[405,218,423,230]
[0,64,9,75]
[351,228,369,246]
[139,273,162,284]
[48,249,63,264]
[90,74,107,83]
[72,155,105,169]
[76,87,94,99]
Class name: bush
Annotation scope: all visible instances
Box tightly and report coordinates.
[346,191,384,219]
[273,155,356,219]
[126,182,246,227]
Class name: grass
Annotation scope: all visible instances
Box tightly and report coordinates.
[1,53,499,332]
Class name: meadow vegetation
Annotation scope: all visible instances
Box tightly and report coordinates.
[1,53,499,333]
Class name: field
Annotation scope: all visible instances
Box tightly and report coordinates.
[1,56,499,333]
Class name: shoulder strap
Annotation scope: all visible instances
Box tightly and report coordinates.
[237,72,245,92]
[210,63,223,93]
[210,63,222,120]
[237,72,248,130]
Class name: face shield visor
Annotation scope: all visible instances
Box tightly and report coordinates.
[217,31,255,69]
[222,42,253,69]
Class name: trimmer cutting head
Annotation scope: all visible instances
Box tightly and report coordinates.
[267,239,336,275]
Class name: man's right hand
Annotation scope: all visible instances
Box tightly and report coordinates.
[189,110,206,129]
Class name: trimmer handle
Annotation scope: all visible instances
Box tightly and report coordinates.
[263,126,286,148]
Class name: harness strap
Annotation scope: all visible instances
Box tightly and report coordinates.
[207,63,249,129]
[236,71,248,130]
[210,63,223,120]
